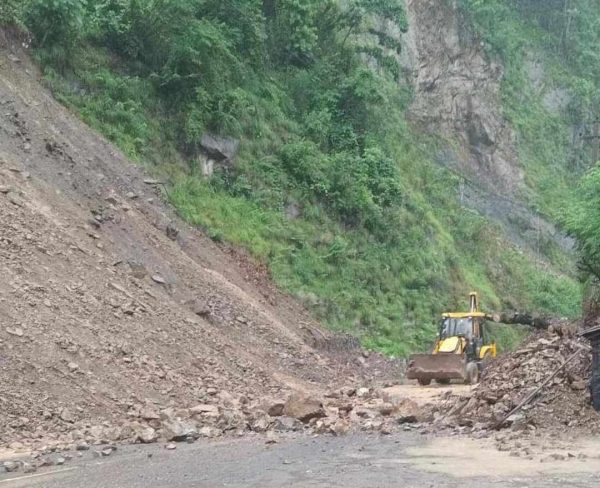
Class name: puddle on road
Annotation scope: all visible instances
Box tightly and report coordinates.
[400,437,600,478]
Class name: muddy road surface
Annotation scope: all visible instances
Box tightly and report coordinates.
[3,433,600,487]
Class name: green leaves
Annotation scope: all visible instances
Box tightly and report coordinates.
[564,165,600,279]
[24,0,86,48]
[0,0,23,26]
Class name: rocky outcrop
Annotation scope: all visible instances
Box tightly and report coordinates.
[399,0,575,257]
[402,0,523,193]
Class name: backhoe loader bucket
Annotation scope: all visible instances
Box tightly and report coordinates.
[406,353,467,383]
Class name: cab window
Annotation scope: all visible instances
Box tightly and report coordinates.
[440,317,473,339]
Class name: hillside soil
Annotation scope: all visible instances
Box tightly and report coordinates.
[0,33,405,453]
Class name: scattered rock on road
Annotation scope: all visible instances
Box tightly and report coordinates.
[3,461,19,473]
[283,394,326,423]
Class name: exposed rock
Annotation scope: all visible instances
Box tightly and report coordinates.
[151,275,166,284]
[3,461,19,473]
[128,261,147,279]
[395,399,421,424]
[190,404,219,416]
[161,419,198,442]
[76,441,90,451]
[283,393,326,423]
[198,133,240,178]
[331,419,350,436]
[140,405,161,420]
[136,426,158,444]
[251,416,272,433]
[403,0,522,193]
[273,416,302,432]
[6,327,24,337]
[267,402,285,417]
[186,299,210,317]
[356,388,370,398]
[378,403,395,416]
[59,408,76,423]
[198,426,222,438]
[431,330,594,434]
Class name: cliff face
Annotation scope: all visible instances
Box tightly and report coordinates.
[400,0,571,254]
[402,0,522,192]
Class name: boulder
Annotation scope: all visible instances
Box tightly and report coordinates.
[395,399,421,424]
[251,416,272,433]
[3,461,19,473]
[161,419,198,442]
[356,388,371,398]
[267,402,285,417]
[273,416,302,432]
[331,419,350,436]
[283,393,326,423]
[136,427,158,444]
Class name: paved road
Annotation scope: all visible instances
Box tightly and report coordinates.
[2,434,600,487]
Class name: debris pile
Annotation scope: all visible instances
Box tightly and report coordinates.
[432,329,599,434]
[0,39,415,468]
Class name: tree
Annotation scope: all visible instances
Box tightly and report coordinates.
[0,0,23,26]
[24,0,86,48]
[564,164,600,280]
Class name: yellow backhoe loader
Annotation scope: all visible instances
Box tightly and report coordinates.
[406,293,497,385]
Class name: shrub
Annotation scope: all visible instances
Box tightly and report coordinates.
[24,0,85,48]
[0,0,23,26]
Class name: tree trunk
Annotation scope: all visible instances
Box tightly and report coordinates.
[492,312,553,329]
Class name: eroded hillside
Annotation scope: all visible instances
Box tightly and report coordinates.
[0,34,398,448]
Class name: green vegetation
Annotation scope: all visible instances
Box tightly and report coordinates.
[0,0,23,26]
[565,166,600,281]
[461,0,600,218]
[4,0,588,355]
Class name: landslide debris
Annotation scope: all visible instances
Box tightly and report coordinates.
[0,34,404,459]
[430,325,597,436]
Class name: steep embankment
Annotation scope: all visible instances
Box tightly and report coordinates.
[0,34,396,449]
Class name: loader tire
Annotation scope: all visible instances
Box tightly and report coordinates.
[417,378,432,386]
[465,362,480,385]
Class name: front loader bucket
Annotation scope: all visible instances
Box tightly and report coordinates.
[406,353,467,382]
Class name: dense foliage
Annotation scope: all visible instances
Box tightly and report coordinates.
[565,167,600,280]
[0,0,23,26]
[3,0,587,354]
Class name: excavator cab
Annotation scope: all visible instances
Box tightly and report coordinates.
[406,293,497,385]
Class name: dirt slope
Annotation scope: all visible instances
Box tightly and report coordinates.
[0,33,397,449]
